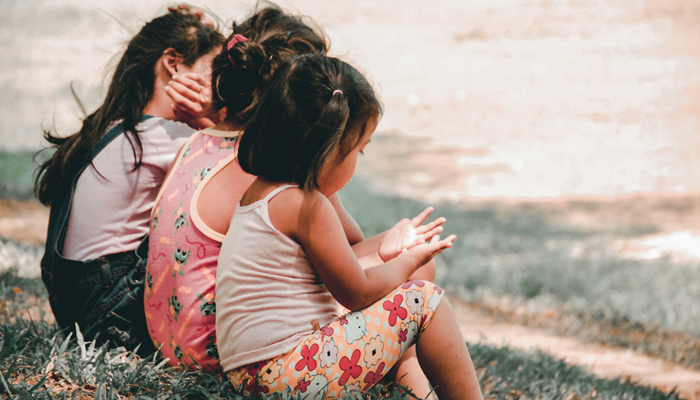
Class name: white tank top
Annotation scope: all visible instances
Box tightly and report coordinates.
[216,185,338,371]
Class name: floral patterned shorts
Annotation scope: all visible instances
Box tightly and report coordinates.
[226,280,445,399]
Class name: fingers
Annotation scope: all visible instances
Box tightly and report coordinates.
[171,74,210,98]
[404,239,426,250]
[175,72,209,87]
[168,80,203,105]
[410,207,434,228]
[430,234,455,256]
[170,4,216,27]
[415,217,446,235]
[418,225,443,242]
[172,4,204,19]
[392,218,411,230]
[166,82,205,116]
[167,89,203,116]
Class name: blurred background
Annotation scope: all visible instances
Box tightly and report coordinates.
[1,0,699,199]
[2,0,700,392]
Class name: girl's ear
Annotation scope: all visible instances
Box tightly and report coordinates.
[161,48,181,77]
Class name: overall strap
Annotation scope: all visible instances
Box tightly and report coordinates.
[41,116,154,289]
[89,115,153,159]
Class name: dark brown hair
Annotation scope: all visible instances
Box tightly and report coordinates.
[34,10,224,206]
[210,6,328,124]
[237,53,382,191]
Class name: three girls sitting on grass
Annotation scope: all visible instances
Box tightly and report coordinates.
[36,5,483,399]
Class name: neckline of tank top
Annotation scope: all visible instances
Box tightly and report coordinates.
[201,127,243,138]
[236,185,299,212]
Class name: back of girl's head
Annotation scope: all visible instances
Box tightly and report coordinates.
[211,6,328,124]
[237,53,382,191]
[35,10,224,207]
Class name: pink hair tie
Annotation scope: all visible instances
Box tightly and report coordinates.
[332,89,343,96]
[227,34,248,67]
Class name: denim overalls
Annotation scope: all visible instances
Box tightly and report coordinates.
[41,118,156,355]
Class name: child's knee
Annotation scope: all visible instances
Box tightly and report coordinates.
[393,280,444,327]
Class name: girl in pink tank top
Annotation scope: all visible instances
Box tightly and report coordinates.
[145,6,330,371]
[146,129,242,371]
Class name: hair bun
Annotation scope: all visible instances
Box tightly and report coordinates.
[227,39,267,74]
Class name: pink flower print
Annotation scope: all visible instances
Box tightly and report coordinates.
[401,280,425,289]
[295,344,319,372]
[406,289,425,315]
[244,378,270,395]
[398,329,407,344]
[433,285,444,295]
[338,349,362,386]
[320,324,334,338]
[246,361,266,377]
[294,377,310,393]
[362,362,387,391]
[319,338,339,368]
[339,316,348,326]
[382,294,407,326]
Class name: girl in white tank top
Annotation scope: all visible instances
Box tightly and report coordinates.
[216,54,484,400]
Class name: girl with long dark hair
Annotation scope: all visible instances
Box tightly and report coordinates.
[35,7,224,353]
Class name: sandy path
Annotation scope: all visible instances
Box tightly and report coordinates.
[452,300,700,399]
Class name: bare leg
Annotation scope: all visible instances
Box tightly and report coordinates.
[388,346,435,399]
[416,297,483,400]
[388,259,436,399]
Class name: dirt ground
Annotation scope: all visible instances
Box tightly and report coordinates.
[452,300,700,400]
[0,198,48,246]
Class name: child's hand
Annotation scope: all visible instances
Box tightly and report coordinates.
[166,73,220,129]
[168,4,216,27]
[403,234,456,268]
[378,207,446,262]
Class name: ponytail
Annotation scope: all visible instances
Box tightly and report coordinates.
[237,54,382,192]
[299,87,350,190]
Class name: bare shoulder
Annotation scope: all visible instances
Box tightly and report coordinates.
[268,188,334,242]
[267,187,309,241]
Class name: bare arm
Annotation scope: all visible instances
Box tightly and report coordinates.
[275,191,454,311]
[328,193,364,245]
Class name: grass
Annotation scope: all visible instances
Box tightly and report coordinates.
[0,270,678,399]
[0,150,693,397]
[0,149,51,201]
[338,177,700,368]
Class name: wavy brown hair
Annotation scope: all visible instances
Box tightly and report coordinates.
[35,10,224,207]
[237,54,382,191]
[210,5,328,125]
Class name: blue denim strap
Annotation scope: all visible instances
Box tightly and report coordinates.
[41,116,154,294]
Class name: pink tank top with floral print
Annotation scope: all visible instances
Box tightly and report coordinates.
[145,128,241,372]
